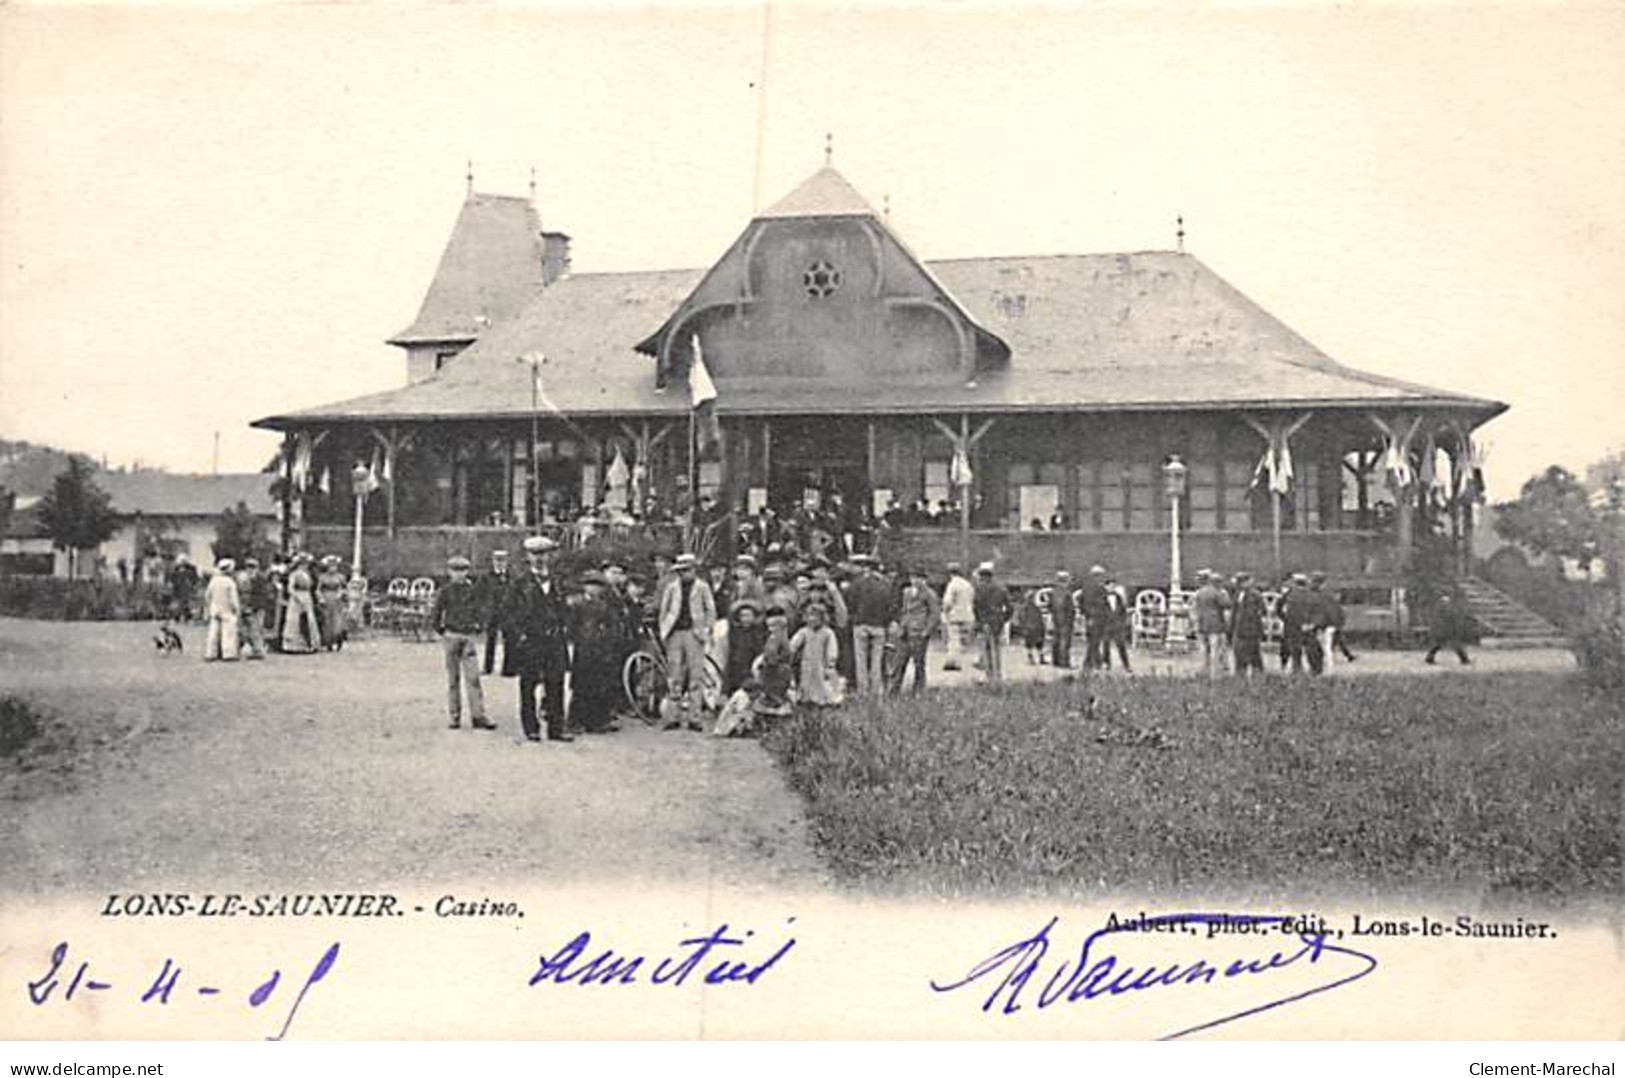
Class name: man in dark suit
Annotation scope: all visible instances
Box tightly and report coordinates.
[479,549,512,676]
[1076,565,1112,670]
[506,536,574,744]
[1049,570,1076,670]
[1278,573,1323,675]
[1229,571,1267,676]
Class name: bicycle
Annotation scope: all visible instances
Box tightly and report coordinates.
[621,624,725,724]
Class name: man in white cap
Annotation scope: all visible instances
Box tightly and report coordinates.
[657,552,716,730]
[940,561,975,671]
[203,558,240,662]
[507,536,573,742]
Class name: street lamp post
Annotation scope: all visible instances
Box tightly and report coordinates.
[1163,454,1188,649]
[350,462,371,578]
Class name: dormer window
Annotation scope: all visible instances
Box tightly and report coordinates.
[803,260,842,299]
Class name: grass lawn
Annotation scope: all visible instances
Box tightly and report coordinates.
[760,672,1623,906]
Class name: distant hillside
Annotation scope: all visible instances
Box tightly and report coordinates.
[0,438,96,498]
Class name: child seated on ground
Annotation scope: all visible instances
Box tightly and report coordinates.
[752,606,796,719]
[713,677,759,738]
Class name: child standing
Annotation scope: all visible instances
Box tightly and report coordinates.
[790,601,841,708]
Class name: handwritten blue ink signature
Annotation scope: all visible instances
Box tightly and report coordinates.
[27,939,340,1041]
[929,913,1378,1039]
[527,921,797,988]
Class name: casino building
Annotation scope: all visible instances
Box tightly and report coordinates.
[253,163,1505,624]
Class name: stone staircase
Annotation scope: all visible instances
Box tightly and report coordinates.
[1457,576,1568,648]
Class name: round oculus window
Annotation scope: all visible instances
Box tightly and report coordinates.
[803,260,842,298]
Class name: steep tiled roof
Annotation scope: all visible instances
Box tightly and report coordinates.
[98,472,276,517]
[758,166,880,219]
[257,251,1502,428]
[388,194,546,345]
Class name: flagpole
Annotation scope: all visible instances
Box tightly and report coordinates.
[959,413,971,570]
[530,360,541,529]
[688,404,698,554]
[1272,486,1283,577]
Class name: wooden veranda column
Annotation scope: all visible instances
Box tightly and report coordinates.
[280,431,294,554]
[1240,411,1313,576]
[368,425,413,538]
[1369,412,1425,569]
[931,414,997,571]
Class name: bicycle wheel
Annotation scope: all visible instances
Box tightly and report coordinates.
[622,649,665,724]
[702,654,725,710]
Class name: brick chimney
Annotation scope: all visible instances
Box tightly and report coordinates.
[541,231,572,285]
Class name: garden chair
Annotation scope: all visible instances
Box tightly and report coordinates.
[344,575,370,634]
[376,577,411,635]
[403,577,437,641]
[1132,589,1167,648]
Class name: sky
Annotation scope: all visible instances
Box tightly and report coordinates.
[1,1,1621,500]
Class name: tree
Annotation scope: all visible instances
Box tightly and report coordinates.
[213,500,269,565]
[1492,465,1605,565]
[36,458,119,578]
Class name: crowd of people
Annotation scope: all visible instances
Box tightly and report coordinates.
[182,551,358,662]
[159,526,1480,734]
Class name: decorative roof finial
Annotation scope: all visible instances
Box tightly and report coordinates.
[824,132,833,167]
[529,166,537,203]
[466,160,474,198]
[1176,213,1186,253]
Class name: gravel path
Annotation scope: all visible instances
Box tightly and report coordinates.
[0,618,827,896]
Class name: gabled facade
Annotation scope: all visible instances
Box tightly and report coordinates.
[254,165,1506,607]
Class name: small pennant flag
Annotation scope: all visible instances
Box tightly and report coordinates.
[1384,442,1414,491]
[1253,441,1294,495]
[292,433,313,491]
[949,446,974,488]
[365,450,382,494]
[690,334,720,451]
[318,466,332,496]
[606,446,631,491]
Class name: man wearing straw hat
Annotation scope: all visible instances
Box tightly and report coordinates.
[202,558,241,662]
[657,552,717,731]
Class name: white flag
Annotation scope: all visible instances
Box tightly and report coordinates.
[690,334,720,450]
[1253,442,1293,495]
[365,451,381,493]
[1385,442,1413,490]
[689,334,718,407]
[606,446,631,490]
[950,446,974,488]
[292,433,313,491]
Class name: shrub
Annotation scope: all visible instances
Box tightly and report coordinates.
[0,575,168,621]
[0,695,45,757]
[1572,599,1624,692]
[761,675,1623,901]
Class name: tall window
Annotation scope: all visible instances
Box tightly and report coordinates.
[1006,463,1065,530]
[1128,462,1155,530]
[1098,460,1127,531]
[922,460,951,513]
[1221,460,1254,532]
[1188,461,1217,531]
[698,461,723,501]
